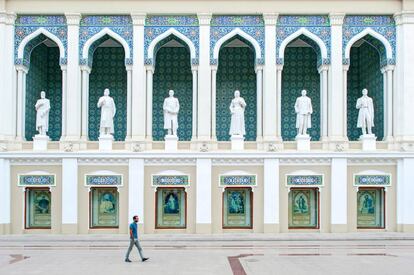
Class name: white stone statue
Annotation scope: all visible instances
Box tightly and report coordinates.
[35,91,50,136]
[294,89,313,136]
[97,88,116,136]
[356,88,375,136]
[229,90,246,136]
[163,90,180,136]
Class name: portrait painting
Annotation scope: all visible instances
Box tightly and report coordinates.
[289,189,318,228]
[357,188,384,228]
[26,189,51,228]
[223,188,252,228]
[157,188,186,228]
[91,188,119,227]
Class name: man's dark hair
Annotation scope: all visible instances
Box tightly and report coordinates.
[133,215,138,220]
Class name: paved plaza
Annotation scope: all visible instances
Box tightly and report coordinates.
[1,233,414,275]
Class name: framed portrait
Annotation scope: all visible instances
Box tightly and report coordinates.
[90,187,119,228]
[357,188,385,229]
[288,188,319,229]
[156,188,186,228]
[223,188,252,229]
[25,188,51,229]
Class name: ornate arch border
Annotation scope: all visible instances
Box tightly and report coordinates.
[79,15,133,66]
[144,15,199,66]
[14,15,68,67]
[276,15,331,66]
[210,15,264,65]
[342,16,396,67]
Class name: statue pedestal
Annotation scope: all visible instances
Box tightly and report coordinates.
[165,135,178,151]
[33,135,49,151]
[231,135,245,151]
[360,134,377,151]
[295,134,311,151]
[99,134,113,151]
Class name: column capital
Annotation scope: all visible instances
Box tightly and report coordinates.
[211,64,218,72]
[318,64,329,73]
[255,64,264,73]
[60,64,67,71]
[343,64,350,72]
[381,64,395,73]
[197,13,212,26]
[191,65,198,72]
[276,64,284,71]
[65,13,81,26]
[16,64,28,74]
[145,65,155,73]
[126,64,133,71]
[394,11,414,25]
[80,65,91,73]
[0,12,16,25]
[329,13,345,26]
[263,13,278,26]
[131,12,146,25]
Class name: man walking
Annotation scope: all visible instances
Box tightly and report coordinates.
[125,215,149,262]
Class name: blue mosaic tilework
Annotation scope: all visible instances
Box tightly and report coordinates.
[343,15,396,66]
[79,15,133,66]
[15,15,67,66]
[210,15,264,65]
[145,15,199,65]
[276,15,331,66]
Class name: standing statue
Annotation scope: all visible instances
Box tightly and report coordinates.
[97,88,116,136]
[295,90,313,136]
[35,91,50,136]
[229,90,247,136]
[163,90,180,136]
[356,88,375,136]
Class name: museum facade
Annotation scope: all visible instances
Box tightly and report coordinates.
[1,0,414,234]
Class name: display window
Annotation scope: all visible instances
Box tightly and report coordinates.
[156,187,186,229]
[288,188,319,229]
[357,188,385,229]
[25,188,51,229]
[223,187,253,229]
[90,187,119,228]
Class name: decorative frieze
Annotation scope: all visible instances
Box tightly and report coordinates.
[152,175,190,186]
[219,175,257,187]
[354,174,391,187]
[286,175,323,186]
[18,174,56,187]
[85,174,123,186]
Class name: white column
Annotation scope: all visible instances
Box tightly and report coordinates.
[126,65,133,140]
[196,158,212,233]
[0,159,11,233]
[264,159,279,232]
[276,65,283,139]
[192,66,198,140]
[131,13,146,141]
[16,65,28,141]
[331,158,347,232]
[263,13,278,141]
[197,13,212,141]
[255,65,263,141]
[60,65,67,139]
[211,66,217,140]
[319,65,328,140]
[62,158,78,233]
[145,66,154,140]
[80,66,91,140]
[382,65,394,141]
[397,158,414,231]
[342,65,349,137]
[129,159,144,225]
[329,13,346,141]
[65,13,81,141]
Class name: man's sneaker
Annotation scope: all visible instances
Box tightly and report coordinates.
[142,257,149,262]
[125,259,132,262]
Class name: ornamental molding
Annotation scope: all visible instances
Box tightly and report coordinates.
[144,158,196,166]
[212,158,264,166]
[394,12,414,25]
[279,158,331,165]
[347,158,397,165]
[78,158,128,165]
[329,13,345,26]
[65,13,81,25]
[263,13,279,26]
[10,158,62,165]
[131,13,146,25]
[197,13,212,25]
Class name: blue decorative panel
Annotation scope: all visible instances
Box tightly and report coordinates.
[15,15,67,66]
[18,174,55,186]
[145,15,199,65]
[219,175,257,186]
[25,44,62,141]
[286,175,323,186]
[210,15,264,65]
[88,47,127,141]
[79,15,133,66]
[354,175,391,186]
[85,175,123,186]
[276,16,331,66]
[216,47,256,141]
[281,47,320,141]
[347,43,384,141]
[152,175,190,186]
[153,47,193,141]
[343,16,396,66]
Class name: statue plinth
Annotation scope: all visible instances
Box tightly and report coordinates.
[231,134,245,151]
[165,134,178,152]
[99,134,113,151]
[360,134,376,151]
[33,134,49,151]
[295,134,311,151]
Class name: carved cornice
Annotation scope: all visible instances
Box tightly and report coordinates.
[280,158,331,165]
[212,158,264,166]
[144,158,196,166]
[348,158,397,165]
[131,12,146,26]
[78,158,128,165]
[10,158,62,165]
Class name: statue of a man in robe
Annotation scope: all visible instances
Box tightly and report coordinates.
[97,88,116,136]
[229,90,247,136]
[294,89,313,136]
[356,88,375,136]
[163,90,180,136]
[35,91,50,136]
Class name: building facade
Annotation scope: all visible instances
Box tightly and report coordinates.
[1,0,414,234]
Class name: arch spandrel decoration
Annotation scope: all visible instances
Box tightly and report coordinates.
[210,15,264,65]
[343,16,396,66]
[144,15,199,65]
[276,15,331,66]
[15,15,68,67]
[79,15,133,66]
